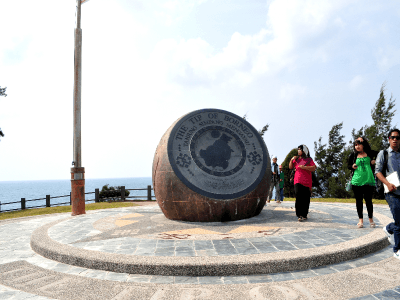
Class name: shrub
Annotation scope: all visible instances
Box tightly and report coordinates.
[99,184,130,202]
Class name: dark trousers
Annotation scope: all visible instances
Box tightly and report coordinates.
[385,193,400,253]
[294,183,311,218]
[352,185,374,219]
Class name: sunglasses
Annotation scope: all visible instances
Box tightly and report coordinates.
[390,136,400,140]
[354,140,363,145]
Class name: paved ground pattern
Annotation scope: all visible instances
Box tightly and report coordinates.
[0,201,400,299]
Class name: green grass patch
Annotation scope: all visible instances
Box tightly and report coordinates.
[0,198,388,221]
[283,198,387,205]
[0,202,139,221]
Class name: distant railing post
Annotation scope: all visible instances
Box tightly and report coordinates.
[121,186,125,201]
[95,188,99,203]
[46,195,50,207]
[21,198,26,210]
[147,185,152,201]
[70,192,72,205]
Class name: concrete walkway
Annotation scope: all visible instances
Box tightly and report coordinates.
[0,201,399,299]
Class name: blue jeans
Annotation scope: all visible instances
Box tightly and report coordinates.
[268,181,281,202]
[278,188,284,201]
[385,192,400,253]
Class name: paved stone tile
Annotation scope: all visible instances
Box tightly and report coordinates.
[134,248,156,255]
[235,246,259,255]
[155,246,175,252]
[63,266,87,275]
[175,240,194,247]
[126,275,151,283]
[49,263,72,272]
[248,240,273,247]
[247,274,273,283]
[212,240,234,247]
[311,266,338,275]
[149,276,174,284]
[349,258,371,267]
[269,272,295,282]
[120,244,139,250]
[0,290,20,299]
[198,276,224,284]
[80,270,108,279]
[364,254,387,264]
[222,276,248,284]
[255,245,279,253]
[175,246,194,252]
[138,240,157,246]
[214,247,238,256]
[175,251,197,257]
[331,262,354,271]
[373,289,400,299]
[230,239,252,247]
[350,295,379,300]
[117,248,136,254]
[173,276,199,284]
[291,269,317,279]
[156,240,175,248]
[194,240,214,250]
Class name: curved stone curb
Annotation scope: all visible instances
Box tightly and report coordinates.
[2,256,400,300]
[30,212,391,276]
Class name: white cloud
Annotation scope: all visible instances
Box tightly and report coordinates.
[376,47,400,72]
[143,0,357,89]
[1,0,400,181]
[279,83,307,102]
[349,75,364,90]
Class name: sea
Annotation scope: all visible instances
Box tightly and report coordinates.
[0,177,153,212]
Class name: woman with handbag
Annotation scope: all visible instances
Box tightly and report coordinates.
[289,145,316,222]
[347,137,377,228]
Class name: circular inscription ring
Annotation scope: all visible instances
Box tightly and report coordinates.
[168,109,268,200]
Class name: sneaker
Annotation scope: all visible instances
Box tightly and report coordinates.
[383,226,395,245]
[394,250,400,260]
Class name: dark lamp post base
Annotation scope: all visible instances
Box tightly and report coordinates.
[71,167,86,216]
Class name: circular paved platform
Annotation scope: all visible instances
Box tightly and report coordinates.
[1,201,400,300]
[30,202,390,277]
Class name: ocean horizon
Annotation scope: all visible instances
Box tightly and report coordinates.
[0,177,153,212]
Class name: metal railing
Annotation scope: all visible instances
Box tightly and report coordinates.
[0,185,155,213]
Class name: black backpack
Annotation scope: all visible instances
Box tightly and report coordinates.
[376,150,388,193]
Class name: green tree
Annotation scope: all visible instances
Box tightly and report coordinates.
[340,144,355,198]
[282,148,298,198]
[352,83,396,151]
[0,86,6,97]
[314,123,346,198]
[0,86,6,141]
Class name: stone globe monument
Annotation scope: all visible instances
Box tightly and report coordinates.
[152,109,271,222]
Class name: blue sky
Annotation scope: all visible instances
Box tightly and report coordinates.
[0,0,399,181]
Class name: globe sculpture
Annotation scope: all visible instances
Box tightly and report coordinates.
[152,108,271,222]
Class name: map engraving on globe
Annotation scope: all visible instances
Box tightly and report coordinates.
[168,109,268,200]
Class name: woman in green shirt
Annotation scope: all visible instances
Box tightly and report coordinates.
[347,137,377,228]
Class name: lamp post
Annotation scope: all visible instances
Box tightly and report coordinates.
[71,0,86,216]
